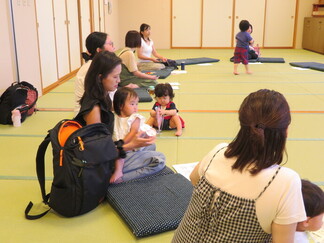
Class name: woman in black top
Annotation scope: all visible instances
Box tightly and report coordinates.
[76,51,165,182]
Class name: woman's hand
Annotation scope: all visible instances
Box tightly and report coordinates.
[133,70,158,80]
[123,131,156,151]
[160,57,167,62]
[125,83,139,89]
[154,57,167,63]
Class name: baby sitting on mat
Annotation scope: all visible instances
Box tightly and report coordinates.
[146,83,185,136]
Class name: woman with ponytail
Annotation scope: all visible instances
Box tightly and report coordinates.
[173,89,306,243]
[74,32,115,115]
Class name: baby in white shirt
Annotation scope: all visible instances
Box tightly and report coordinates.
[110,87,156,183]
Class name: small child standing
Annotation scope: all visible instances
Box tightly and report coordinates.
[110,87,156,183]
[234,20,254,75]
[146,83,185,136]
[295,179,324,243]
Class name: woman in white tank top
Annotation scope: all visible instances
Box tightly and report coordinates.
[137,23,167,71]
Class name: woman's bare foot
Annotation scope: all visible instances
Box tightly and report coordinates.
[246,71,253,74]
[233,72,239,75]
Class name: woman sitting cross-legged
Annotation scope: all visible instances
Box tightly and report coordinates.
[118,30,159,89]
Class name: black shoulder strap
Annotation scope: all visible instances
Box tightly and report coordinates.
[25,134,51,219]
[255,166,281,201]
[36,134,51,202]
[118,48,130,57]
[202,145,227,176]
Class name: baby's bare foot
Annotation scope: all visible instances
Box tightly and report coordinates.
[110,171,123,184]
[175,130,182,136]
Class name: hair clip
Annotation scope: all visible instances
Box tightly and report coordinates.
[256,124,265,130]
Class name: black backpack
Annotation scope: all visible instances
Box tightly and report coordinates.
[25,119,118,219]
[158,59,179,70]
[0,81,38,125]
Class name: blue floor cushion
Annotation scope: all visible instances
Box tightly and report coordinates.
[175,57,220,65]
[143,67,174,79]
[230,57,285,63]
[106,167,193,237]
[257,57,285,63]
[134,88,152,102]
[290,62,324,72]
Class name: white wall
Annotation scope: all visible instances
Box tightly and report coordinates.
[0,1,16,93]
[105,0,121,50]
[115,0,171,50]
[11,0,42,95]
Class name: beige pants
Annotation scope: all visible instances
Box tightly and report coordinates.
[138,62,165,71]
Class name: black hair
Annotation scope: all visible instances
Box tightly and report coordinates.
[154,83,175,100]
[113,87,138,116]
[82,32,108,61]
[125,30,142,48]
[239,20,250,32]
[140,23,151,41]
[225,89,291,175]
[301,179,324,218]
[81,51,122,110]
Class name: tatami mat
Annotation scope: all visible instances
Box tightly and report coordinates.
[0,111,74,136]
[0,180,175,243]
[1,48,323,242]
[0,137,50,177]
[37,93,75,109]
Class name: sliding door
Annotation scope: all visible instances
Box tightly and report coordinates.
[92,0,100,31]
[172,0,201,47]
[233,0,265,47]
[35,0,58,88]
[264,0,296,47]
[79,0,91,53]
[53,0,70,78]
[66,0,81,71]
[202,0,233,47]
[99,0,105,31]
